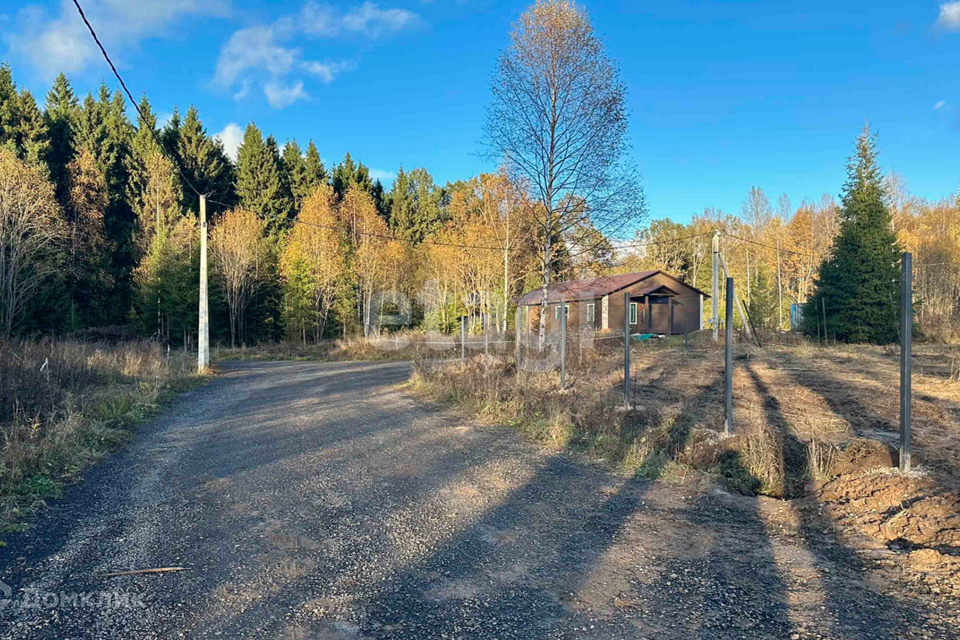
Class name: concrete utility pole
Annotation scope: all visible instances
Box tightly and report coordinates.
[718,251,753,341]
[198,194,209,371]
[712,231,720,340]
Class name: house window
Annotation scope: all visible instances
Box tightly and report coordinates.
[629,302,638,325]
[586,303,595,323]
[554,305,569,320]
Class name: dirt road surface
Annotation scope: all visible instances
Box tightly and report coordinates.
[0,361,955,639]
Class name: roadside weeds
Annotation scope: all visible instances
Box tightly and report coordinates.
[0,340,209,532]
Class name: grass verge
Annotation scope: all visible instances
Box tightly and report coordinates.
[0,339,208,531]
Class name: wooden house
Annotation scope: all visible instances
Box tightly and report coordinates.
[516,271,709,336]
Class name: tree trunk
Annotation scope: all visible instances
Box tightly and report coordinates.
[538,220,552,350]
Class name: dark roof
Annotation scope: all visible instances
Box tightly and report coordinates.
[516,271,709,306]
[633,284,680,297]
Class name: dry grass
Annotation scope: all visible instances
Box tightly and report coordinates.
[412,334,960,498]
[213,331,479,363]
[0,339,204,528]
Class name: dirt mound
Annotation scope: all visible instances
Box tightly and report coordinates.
[815,470,960,595]
[827,439,898,476]
[818,472,960,549]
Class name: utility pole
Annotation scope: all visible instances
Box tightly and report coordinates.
[712,231,720,340]
[197,194,209,371]
[718,251,755,342]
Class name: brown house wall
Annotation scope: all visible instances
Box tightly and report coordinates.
[522,273,704,336]
[524,300,597,335]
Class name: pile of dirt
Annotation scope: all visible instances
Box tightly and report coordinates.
[814,470,960,595]
[826,439,898,476]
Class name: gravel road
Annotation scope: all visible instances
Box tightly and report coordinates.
[0,360,955,639]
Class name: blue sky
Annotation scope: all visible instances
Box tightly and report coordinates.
[2,1,959,226]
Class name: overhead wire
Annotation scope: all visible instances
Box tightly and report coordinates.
[70,0,204,198]
[721,231,816,258]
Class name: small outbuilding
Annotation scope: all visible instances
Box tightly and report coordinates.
[516,271,709,336]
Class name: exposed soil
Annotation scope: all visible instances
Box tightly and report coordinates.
[809,469,960,596]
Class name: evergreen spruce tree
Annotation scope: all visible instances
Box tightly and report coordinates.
[0,65,19,153]
[389,166,411,232]
[805,126,900,343]
[173,106,235,213]
[281,139,308,215]
[236,123,286,228]
[14,90,50,168]
[161,106,181,158]
[75,91,108,162]
[304,140,326,189]
[332,152,357,199]
[45,73,80,205]
[748,264,777,331]
[388,166,445,243]
[0,65,50,167]
[101,88,137,322]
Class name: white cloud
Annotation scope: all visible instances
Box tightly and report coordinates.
[4,0,229,79]
[263,81,308,108]
[214,23,299,87]
[214,123,243,161]
[301,60,358,83]
[938,2,960,30]
[342,2,420,38]
[369,168,397,184]
[214,2,418,109]
[935,100,947,110]
[301,3,340,37]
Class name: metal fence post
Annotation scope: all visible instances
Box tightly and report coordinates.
[624,291,631,409]
[483,311,489,367]
[560,300,567,390]
[515,306,522,366]
[725,277,734,435]
[461,315,466,366]
[900,252,912,473]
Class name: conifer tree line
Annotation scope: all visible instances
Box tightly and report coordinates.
[1,60,957,345]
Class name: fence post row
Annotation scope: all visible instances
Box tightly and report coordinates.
[560,300,567,390]
[724,277,734,435]
[624,291,631,409]
[900,252,912,473]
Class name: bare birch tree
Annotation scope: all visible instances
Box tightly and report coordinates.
[210,208,266,348]
[485,0,645,346]
[0,150,65,335]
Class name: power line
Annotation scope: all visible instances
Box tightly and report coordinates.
[206,198,507,251]
[70,0,203,198]
[722,231,816,258]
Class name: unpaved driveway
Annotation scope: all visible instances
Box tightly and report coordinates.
[0,360,955,639]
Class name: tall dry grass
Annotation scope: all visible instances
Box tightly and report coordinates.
[0,339,201,527]
[213,330,515,363]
